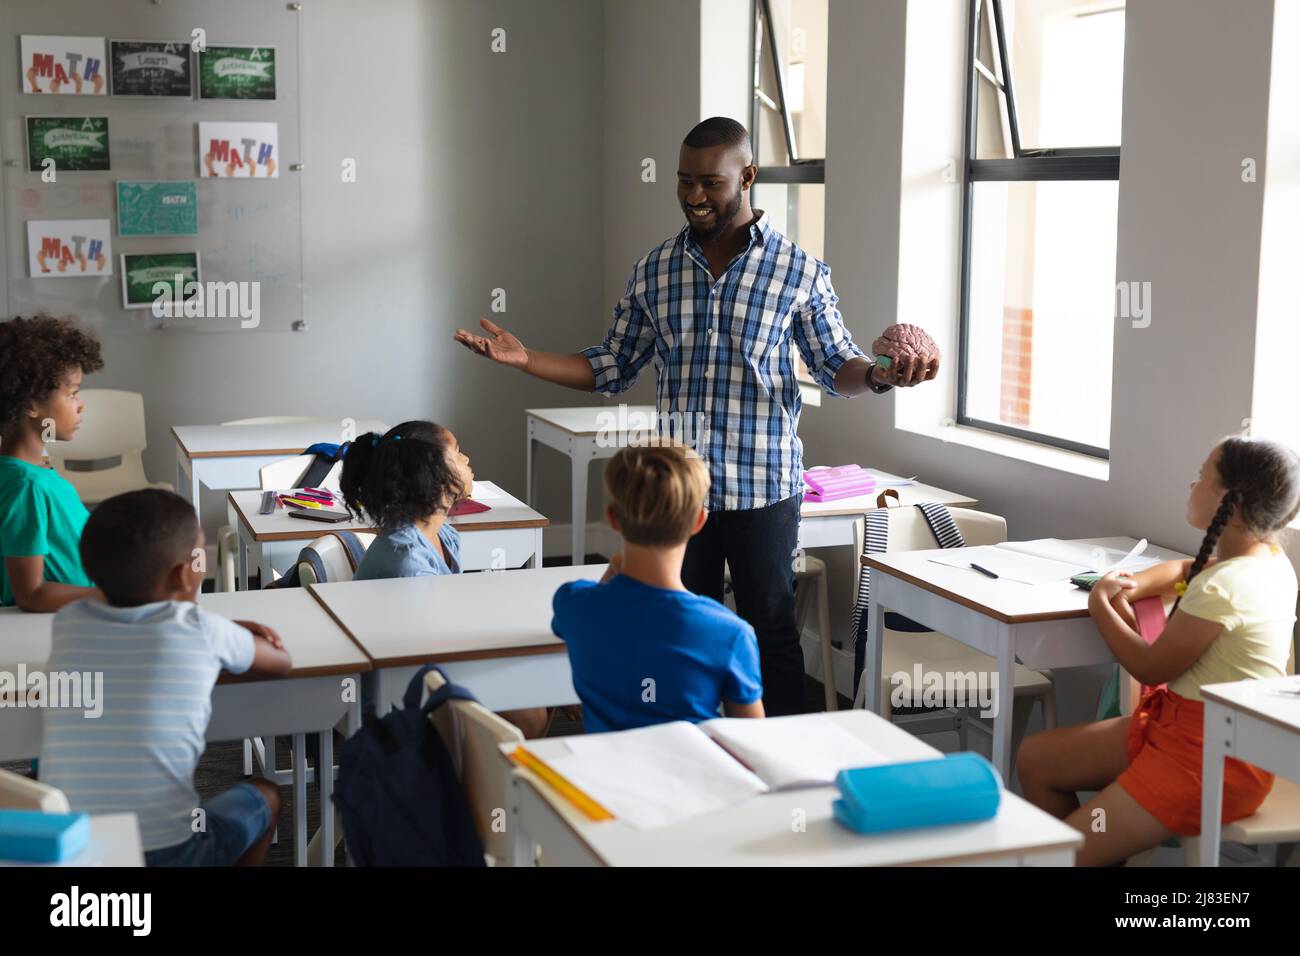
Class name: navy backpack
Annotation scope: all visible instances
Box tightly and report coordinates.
[334,665,487,867]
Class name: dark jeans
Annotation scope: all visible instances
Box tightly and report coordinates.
[681,494,805,716]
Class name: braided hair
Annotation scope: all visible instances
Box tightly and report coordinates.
[1173,436,1300,612]
[338,420,467,534]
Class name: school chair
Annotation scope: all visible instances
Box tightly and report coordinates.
[45,389,173,505]
[850,507,1058,768]
[1120,657,1300,867]
[0,768,70,812]
[214,417,335,592]
[425,669,526,866]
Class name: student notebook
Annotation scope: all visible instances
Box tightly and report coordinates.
[517,714,889,829]
[928,538,1160,585]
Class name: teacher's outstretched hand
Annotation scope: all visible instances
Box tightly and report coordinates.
[453,318,528,369]
[454,317,598,391]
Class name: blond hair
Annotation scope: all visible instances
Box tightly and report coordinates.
[604,442,710,547]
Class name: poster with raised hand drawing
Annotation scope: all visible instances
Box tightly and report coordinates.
[198,121,278,179]
[27,220,113,278]
[21,35,107,95]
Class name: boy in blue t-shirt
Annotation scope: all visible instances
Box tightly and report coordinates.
[551,442,763,733]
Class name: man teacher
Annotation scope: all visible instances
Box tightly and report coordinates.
[455,117,939,715]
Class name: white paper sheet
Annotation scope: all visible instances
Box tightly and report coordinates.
[700,714,888,790]
[553,722,768,829]
[929,540,1161,584]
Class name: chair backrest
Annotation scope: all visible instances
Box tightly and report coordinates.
[259,454,313,491]
[45,389,148,463]
[854,506,1008,592]
[424,669,524,864]
[0,768,70,812]
[295,531,375,586]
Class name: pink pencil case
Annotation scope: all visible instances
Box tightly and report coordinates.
[803,465,876,503]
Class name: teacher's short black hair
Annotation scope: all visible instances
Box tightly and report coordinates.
[683,117,752,158]
[81,489,200,606]
[339,420,467,533]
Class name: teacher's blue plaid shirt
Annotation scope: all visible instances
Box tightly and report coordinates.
[584,212,866,512]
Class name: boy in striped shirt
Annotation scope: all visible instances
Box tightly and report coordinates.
[39,489,292,866]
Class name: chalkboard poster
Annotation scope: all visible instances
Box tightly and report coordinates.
[110,39,193,97]
[198,45,275,100]
[116,181,199,236]
[121,252,200,310]
[26,116,111,172]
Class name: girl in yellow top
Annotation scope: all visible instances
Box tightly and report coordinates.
[1018,435,1300,866]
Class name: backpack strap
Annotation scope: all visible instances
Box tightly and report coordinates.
[402,664,480,714]
[916,501,967,549]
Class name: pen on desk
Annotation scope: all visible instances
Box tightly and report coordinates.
[970,562,999,579]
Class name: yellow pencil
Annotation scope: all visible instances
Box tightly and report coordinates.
[283,496,322,509]
[511,746,614,822]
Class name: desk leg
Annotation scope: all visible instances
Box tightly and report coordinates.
[292,732,308,867]
[570,443,588,566]
[863,597,885,714]
[238,535,250,593]
[509,775,536,867]
[526,421,537,508]
[319,728,334,868]
[991,633,1015,777]
[1199,701,1230,867]
[531,527,543,569]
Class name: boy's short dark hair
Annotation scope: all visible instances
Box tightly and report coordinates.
[0,315,103,437]
[82,489,200,606]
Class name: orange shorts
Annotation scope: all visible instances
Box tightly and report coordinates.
[1117,687,1273,835]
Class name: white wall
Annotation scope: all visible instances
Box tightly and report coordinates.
[0,0,606,539]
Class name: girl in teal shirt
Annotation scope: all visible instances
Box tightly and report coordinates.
[0,316,105,610]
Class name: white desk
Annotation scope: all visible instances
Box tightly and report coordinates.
[172,419,387,514]
[861,537,1189,778]
[0,813,144,868]
[227,480,548,588]
[505,710,1083,866]
[1200,676,1300,866]
[0,589,369,867]
[309,563,606,715]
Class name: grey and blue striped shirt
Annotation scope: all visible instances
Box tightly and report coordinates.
[584,212,866,512]
[39,599,254,852]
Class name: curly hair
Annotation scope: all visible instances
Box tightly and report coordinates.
[339,420,467,533]
[1173,435,1300,612]
[0,315,103,438]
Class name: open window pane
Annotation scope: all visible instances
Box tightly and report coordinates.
[999,0,1126,153]
[754,0,828,165]
[755,182,825,383]
[964,179,1117,451]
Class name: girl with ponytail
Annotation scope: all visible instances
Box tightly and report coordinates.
[1018,435,1300,866]
[341,420,549,737]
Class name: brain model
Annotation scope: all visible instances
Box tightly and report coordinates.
[871,323,940,371]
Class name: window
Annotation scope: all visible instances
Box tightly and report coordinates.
[958,0,1124,457]
[749,0,829,382]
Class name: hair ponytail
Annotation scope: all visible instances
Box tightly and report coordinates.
[339,431,383,520]
[1173,488,1240,613]
[339,421,465,532]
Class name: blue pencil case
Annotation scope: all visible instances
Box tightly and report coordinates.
[833,752,1002,834]
[0,810,90,863]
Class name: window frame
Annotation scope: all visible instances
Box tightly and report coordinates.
[749,0,826,186]
[956,0,1122,460]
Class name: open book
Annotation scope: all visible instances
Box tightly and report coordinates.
[522,714,888,829]
[927,538,1160,585]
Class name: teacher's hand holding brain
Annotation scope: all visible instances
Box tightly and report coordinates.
[872,323,941,387]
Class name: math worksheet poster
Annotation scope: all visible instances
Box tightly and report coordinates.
[20,35,107,95]
[198,121,278,178]
[197,45,276,100]
[27,219,113,278]
[110,39,193,97]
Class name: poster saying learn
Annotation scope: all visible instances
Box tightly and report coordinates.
[199,121,278,178]
[21,35,107,95]
[27,220,113,278]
